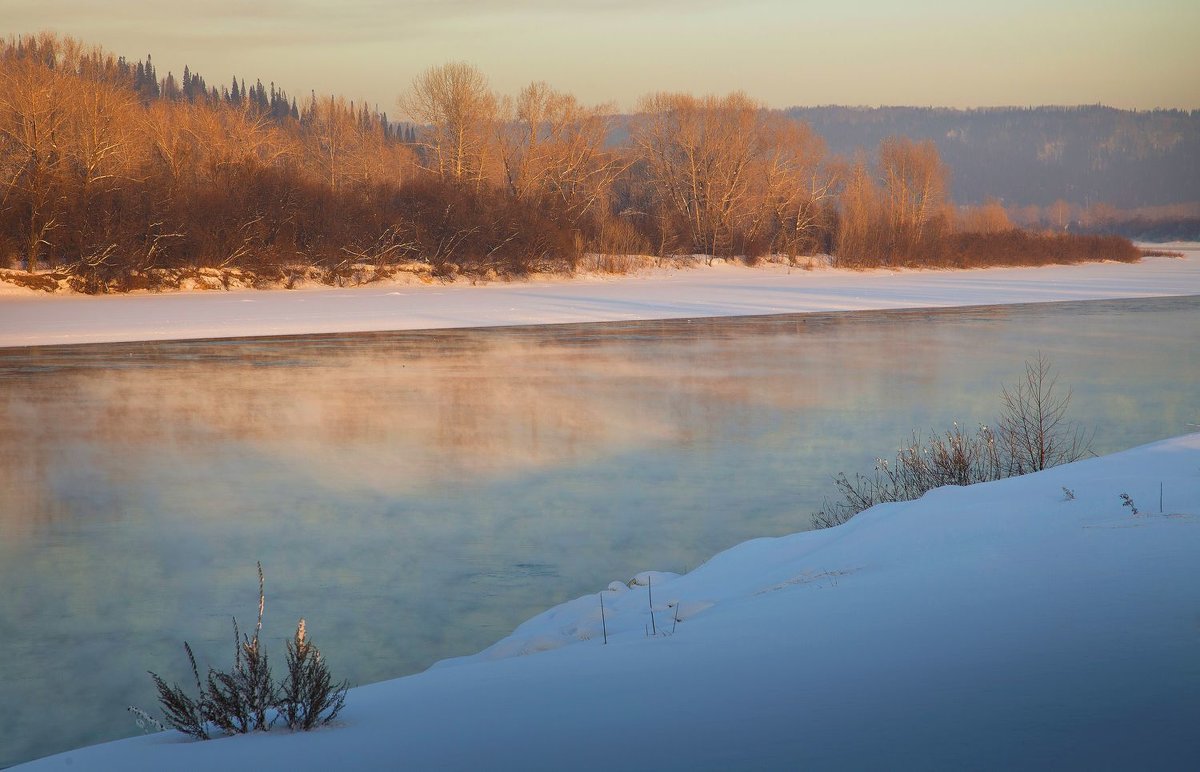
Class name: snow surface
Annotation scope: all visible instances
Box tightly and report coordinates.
[2,246,1199,348]
[17,434,1200,770]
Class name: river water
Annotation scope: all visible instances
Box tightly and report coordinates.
[1,296,1197,766]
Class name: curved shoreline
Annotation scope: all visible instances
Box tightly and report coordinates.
[16,433,1200,770]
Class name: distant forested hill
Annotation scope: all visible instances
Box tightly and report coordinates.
[786,106,1200,208]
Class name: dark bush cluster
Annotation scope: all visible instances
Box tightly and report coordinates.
[148,563,348,740]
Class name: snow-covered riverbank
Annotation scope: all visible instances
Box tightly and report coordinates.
[17,433,1200,770]
[3,245,1199,348]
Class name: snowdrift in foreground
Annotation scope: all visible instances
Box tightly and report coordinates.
[19,434,1200,770]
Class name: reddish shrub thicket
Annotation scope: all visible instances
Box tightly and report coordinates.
[940,231,1142,268]
[833,228,1141,271]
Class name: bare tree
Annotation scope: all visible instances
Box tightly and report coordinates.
[61,74,140,271]
[1047,199,1073,232]
[879,136,948,252]
[747,115,830,258]
[400,62,498,186]
[633,92,765,256]
[143,101,201,194]
[0,52,72,270]
[500,81,625,227]
[957,197,1013,234]
[833,156,883,265]
[997,352,1092,473]
[301,95,357,191]
[185,104,295,269]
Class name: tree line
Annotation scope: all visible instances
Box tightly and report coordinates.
[0,33,1139,293]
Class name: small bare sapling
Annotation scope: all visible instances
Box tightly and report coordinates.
[599,593,608,645]
[647,575,657,636]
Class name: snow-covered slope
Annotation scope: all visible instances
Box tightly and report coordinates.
[19,433,1200,770]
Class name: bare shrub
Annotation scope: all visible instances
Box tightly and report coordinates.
[148,642,210,740]
[146,563,347,740]
[813,423,1003,528]
[202,564,274,734]
[584,253,644,274]
[591,211,650,260]
[813,355,1091,529]
[277,618,348,731]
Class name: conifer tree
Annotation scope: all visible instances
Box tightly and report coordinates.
[143,54,159,99]
[162,71,179,100]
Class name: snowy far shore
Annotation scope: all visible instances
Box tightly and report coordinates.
[17,433,1200,770]
[2,244,1199,348]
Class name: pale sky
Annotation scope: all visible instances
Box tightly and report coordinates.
[4,1,1198,114]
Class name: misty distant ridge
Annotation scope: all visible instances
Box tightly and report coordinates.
[782,105,1200,209]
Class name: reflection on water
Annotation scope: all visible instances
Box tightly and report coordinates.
[1,297,1198,766]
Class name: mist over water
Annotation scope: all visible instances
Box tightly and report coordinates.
[2,297,1198,767]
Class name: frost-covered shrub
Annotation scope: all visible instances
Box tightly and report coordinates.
[277,618,348,730]
[148,642,210,739]
[145,563,347,740]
